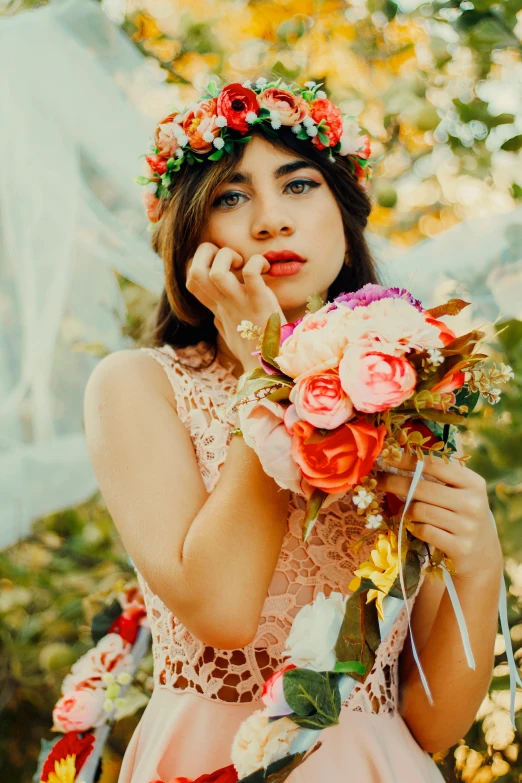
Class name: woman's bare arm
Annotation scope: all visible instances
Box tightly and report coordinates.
[84,349,289,649]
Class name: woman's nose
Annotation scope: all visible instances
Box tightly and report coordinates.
[251,205,295,238]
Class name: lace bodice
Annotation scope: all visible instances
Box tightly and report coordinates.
[137,342,420,714]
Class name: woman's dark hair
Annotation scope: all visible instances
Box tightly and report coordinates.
[147,125,380,349]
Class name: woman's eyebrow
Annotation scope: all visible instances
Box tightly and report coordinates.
[228,160,322,185]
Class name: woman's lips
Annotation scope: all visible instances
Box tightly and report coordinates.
[263,250,306,278]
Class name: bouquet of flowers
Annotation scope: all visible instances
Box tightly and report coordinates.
[35,582,150,783]
[232,283,512,542]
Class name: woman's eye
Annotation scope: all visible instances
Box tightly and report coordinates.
[286,179,320,195]
[213,192,247,209]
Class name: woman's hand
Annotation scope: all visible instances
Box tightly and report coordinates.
[186,242,285,373]
[375,452,503,581]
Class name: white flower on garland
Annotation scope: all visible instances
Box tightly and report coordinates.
[231,710,299,779]
[215,115,227,128]
[316,90,327,99]
[246,111,258,125]
[175,148,184,159]
[213,137,225,150]
[306,126,318,137]
[145,181,159,194]
[256,77,268,88]
[292,123,303,134]
[242,80,253,88]
[304,80,317,88]
[283,591,347,672]
[302,116,316,129]
[203,130,216,143]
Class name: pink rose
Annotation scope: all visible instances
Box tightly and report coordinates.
[154,113,181,158]
[276,308,351,379]
[181,98,221,154]
[238,400,305,495]
[61,633,134,694]
[53,687,106,733]
[339,348,417,413]
[261,664,297,717]
[290,417,386,495]
[257,89,309,126]
[290,370,354,429]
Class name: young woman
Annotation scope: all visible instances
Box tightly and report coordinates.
[84,80,503,783]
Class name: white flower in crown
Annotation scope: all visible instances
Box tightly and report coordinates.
[203,130,216,143]
[145,181,159,194]
[175,148,184,159]
[282,591,347,672]
[231,711,299,779]
[270,109,282,130]
[316,90,327,99]
[246,111,258,125]
[304,80,317,88]
[291,123,303,134]
[242,79,253,88]
[213,137,225,149]
[302,115,316,129]
[306,126,318,137]
[215,115,227,128]
[256,76,268,88]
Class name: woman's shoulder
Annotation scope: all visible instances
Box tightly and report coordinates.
[84,346,178,414]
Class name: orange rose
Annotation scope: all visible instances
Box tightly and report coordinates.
[291,417,386,495]
[423,313,456,346]
[181,98,220,153]
[257,88,309,126]
[154,113,181,158]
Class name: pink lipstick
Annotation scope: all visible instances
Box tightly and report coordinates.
[263,250,306,277]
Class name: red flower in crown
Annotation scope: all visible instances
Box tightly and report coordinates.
[217,83,258,133]
[310,98,343,151]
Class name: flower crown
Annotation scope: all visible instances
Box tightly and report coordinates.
[135,77,373,223]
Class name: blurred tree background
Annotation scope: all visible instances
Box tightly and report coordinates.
[1,0,522,781]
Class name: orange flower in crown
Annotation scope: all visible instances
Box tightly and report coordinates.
[135,77,373,223]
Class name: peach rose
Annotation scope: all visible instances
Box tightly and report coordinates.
[423,313,456,347]
[276,308,351,379]
[53,687,106,733]
[339,348,417,413]
[142,191,164,223]
[61,633,134,694]
[181,98,220,153]
[290,417,386,495]
[257,88,309,126]
[290,370,354,429]
[154,113,181,158]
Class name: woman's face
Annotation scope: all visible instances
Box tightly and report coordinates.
[200,135,347,320]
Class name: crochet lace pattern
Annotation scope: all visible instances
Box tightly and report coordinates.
[137,342,421,713]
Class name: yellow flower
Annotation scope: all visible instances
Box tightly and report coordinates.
[41,754,77,783]
[349,531,400,621]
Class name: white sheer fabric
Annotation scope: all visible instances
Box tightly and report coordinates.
[1,0,521,550]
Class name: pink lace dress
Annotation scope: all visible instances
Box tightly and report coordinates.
[118,343,444,783]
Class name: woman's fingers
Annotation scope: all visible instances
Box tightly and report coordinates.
[408,522,454,553]
[241,254,271,298]
[407,500,461,534]
[208,247,244,297]
[391,450,483,491]
[376,472,460,512]
[186,243,221,309]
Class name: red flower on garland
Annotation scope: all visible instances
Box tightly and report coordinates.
[40,732,95,783]
[109,613,142,644]
[310,98,343,150]
[150,763,239,783]
[217,83,258,133]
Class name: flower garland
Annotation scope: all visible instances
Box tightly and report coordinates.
[35,582,150,783]
[134,77,372,223]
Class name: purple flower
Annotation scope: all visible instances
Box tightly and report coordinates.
[333,283,423,311]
